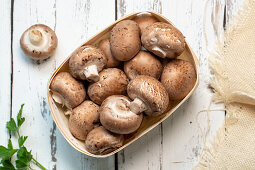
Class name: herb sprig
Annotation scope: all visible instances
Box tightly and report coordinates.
[0,104,47,170]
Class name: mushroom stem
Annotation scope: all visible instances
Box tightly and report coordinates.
[64,110,72,116]
[152,46,167,58]
[29,29,43,45]
[129,98,147,114]
[52,91,65,106]
[84,65,99,82]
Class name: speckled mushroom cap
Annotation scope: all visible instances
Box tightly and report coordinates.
[161,59,196,100]
[85,126,124,155]
[127,75,169,116]
[141,22,185,59]
[133,13,158,34]
[88,68,128,105]
[69,45,107,82]
[69,100,99,141]
[110,20,141,61]
[98,38,121,68]
[124,51,162,80]
[50,72,86,109]
[20,24,58,60]
[100,95,143,134]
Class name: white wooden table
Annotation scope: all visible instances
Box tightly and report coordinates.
[0,0,244,169]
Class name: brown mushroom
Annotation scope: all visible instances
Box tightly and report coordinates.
[50,72,86,110]
[133,12,158,34]
[141,22,185,59]
[100,95,143,134]
[161,59,196,100]
[20,24,58,60]
[110,20,141,61]
[127,75,169,116]
[69,45,107,82]
[69,100,99,140]
[98,38,121,68]
[88,68,128,105]
[85,126,124,154]
[124,51,162,80]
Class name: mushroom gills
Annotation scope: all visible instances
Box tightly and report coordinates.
[52,91,65,106]
[152,46,167,58]
[84,64,99,82]
[64,109,72,116]
[106,98,136,118]
[51,91,72,115]
[129,98,147,114]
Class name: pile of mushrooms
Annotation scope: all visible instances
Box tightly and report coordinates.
[49,13,197,155]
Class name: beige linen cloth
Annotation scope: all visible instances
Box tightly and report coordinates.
[194,0,255,169]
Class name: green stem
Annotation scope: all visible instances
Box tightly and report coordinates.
[28,165,33,170]
[32,157,47,170]
[17,128,21,138]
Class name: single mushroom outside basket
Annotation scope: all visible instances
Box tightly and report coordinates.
[47,11,199,158]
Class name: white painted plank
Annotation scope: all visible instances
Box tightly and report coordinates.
[161,0,226,169]
[55,0,116,169]
[116,1,163,170]
[12,0,58,169]
[12,0,116,170]
[226,0,245,23]
[0,0,12,146]
[4,0,244,170]
[116,0,228,170]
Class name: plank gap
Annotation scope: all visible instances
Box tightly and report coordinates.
[223,3,227,29]
[9,0,14,130]
[115,153,118,170]
[115,0,118,20]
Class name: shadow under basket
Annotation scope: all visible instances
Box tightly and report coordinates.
[47,11,199,158]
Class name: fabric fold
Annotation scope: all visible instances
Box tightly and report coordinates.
[194,0,255,169]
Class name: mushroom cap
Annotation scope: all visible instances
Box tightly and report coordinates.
[20,24,58,60]
[127,75,169,116]
[69,100,99,140]
[124,51,162,80]
[100,95,143,134]
[69,45,107,81]
[88,68,128,105]
[161,59,196,100]
[85,126,124,154]
[110,20,141,61]
[50,72,86,109]
[98,38,121,68]
[133,13,158,34]
[141,22,185,59]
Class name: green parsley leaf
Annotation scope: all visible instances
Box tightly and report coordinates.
[7,140,13,150]
[0,159,15,170]
[17,104,25,127]
[15,159,27,169]
[18,136,28,148]
[6,119,18,132]
[1,104,47,170]
[16,147,32,163]
[15,147,32,169]
[0,146,17,159]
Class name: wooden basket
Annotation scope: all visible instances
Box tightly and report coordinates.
[47,11,199,158]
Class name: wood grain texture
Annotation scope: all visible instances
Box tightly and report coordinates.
[12,0,58,169]
[11,0,115,169]
[161,0,226,169]
[0,0,245,169]
[0,0,12,147]
[54,1,116,169]
[116,0,227,169]
[116,1,164,170]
